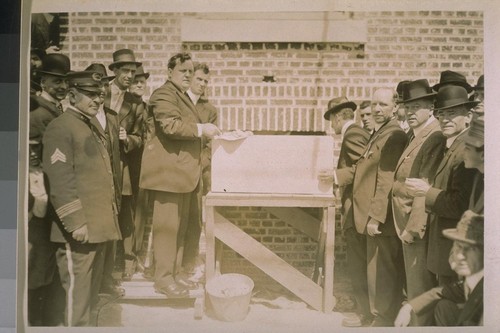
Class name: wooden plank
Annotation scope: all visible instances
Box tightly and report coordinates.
[205,192,335,208]
[211,135,334,195]
[205,205,216,281]
[213,211,324,311]
[263,207,320,241]
[322,207,336,312]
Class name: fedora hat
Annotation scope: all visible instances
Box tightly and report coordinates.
[465,113,484,148]
[434,86,479,111]
[85,63,114,81]
[473,75,484,91]
[134,65,150,80]
[36,53,71,77]
[396,80,411,103]
[323,96,357,120]
[67,71,103,94]
[108,49,142,71]
[400,79,436,104]
[432,70,472,93]
[443,210,483,245]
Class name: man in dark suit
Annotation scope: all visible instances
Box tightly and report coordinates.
[28,53,70,326]
[391,79,446,326]
[462,112,484,214]
[43,71,122,326]
[105,49,145,280]
[395,211,483,327]
[405,86,478,286]
[319,96,370,326]
[335,88,408,326]
[84,63,125,297]
[140,53,220,297]
[182,63,218,276]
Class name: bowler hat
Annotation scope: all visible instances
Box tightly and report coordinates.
[85,63,114,81]
[443,210,483,245]
[36,53,71,77]
[434,86,479,111]
[396,80,411,103]
[473,75,484,91]
[67,71,103,93]
[108,49,142,71]
[323,96,357,120]
[134,65,150,80]
[465,113,484,148]
[400,79,436,104]
[432,70,472,93]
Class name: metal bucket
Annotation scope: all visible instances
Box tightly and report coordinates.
[206,273,254,322]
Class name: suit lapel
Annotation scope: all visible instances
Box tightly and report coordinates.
[395,120,440,172]
[176,88,202,123]
[433,129,467,181]
[118,92,134,124]
[458,278,483,325]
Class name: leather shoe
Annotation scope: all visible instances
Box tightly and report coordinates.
[155,282,189,298]
[175,273,197,289]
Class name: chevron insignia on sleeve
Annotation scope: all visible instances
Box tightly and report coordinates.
[56,199,83,219]
[51,148,67,164]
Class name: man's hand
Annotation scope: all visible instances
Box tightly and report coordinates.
[119,127,128,142]
[72,225,89,243]
[201,123,221,139]
[400,230,414,245]
[366,218,382,237]
[317,169,335,183]
[394,303,413,327]
[404,178,431,197]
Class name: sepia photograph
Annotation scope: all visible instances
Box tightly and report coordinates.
[17,0,499,332]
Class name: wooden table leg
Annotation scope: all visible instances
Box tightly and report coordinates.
[205,205,215,282]
[322,206,336,312]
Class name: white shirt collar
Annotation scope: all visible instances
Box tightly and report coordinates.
[110,80,126,94]
[341,120,355,137]
[446,128,468,148]
[465,269,483,293]
[412,116,436,138]
[187,89,201,105]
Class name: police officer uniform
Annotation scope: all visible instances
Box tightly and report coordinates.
[42,71,121,326]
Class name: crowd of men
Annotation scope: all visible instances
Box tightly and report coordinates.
[28,41,485,328]
[28,48,219,326]
[320,70,484,327]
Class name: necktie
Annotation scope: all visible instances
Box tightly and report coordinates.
[56,103,63,113]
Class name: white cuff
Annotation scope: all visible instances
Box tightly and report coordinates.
[196,124,203,137]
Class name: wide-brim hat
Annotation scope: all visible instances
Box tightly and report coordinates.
[464,113,484,148]
[473,75,484,91]
[443,210,483,245]
[323,96,357,120]
[400,79,436,104]
[67,71,103,93]
[134,65,150,80]
[36,53,71,77]
[85,63,114,81]
[432,70,472,93]
[434,86,479,111]
[108,49,142,71]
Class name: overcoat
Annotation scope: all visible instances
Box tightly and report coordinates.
[424,130,476,276]
[337,118,408,234]
[392,120,446,239]
[140,80,203,193]
[336,123,370,230]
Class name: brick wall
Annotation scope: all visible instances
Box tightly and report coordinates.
[54,10,483,293]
